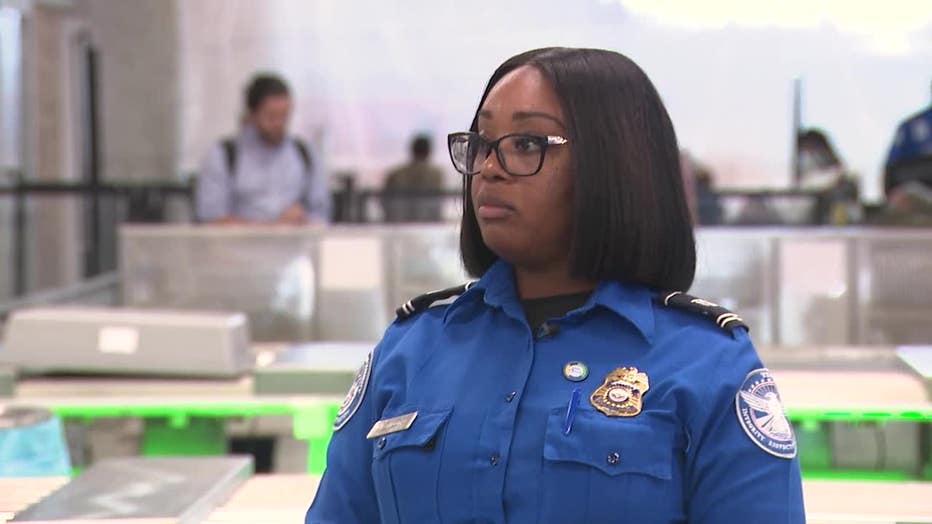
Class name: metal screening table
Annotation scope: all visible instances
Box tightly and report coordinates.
[2,475,929,523]
[2,345,930,478]
[2,343,369,475]
[120,225,932,345]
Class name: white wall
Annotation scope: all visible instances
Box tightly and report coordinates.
[0,4,23,172]
[2,0,180,297]
[178,0,932,200]
[74,0,180,181]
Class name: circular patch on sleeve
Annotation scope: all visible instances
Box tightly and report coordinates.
[735,368,796,458]
[333,351,372,431]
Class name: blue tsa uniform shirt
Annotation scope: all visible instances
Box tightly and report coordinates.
[306,260,805,524]
[887,106,932,168]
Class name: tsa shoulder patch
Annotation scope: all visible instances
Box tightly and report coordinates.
[333,352,372,431]
[735,368,796,458]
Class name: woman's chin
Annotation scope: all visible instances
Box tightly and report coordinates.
[479,227,513,252]
[480,234,530,266]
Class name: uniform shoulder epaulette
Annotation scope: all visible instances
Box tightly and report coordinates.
[655,291,749,332]
[395,281,476,321]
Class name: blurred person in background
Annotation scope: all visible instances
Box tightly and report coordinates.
[382,134,447,222]
[728,129,852,226]
[196,73,330,225]
[877,80,932,225]
[798,128,843,188]
[307,47,803,524]
[797,128,861,224]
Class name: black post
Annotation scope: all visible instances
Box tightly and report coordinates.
[13,173,26,296]
[84,45,102,277]
[791,77,802,187]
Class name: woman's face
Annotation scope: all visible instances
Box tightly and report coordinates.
[471,66,574,272]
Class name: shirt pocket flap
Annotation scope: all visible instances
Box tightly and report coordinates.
[543,408,673,479]
[372,408,452,459]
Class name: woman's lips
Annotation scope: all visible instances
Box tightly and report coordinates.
[475,195,516,219]
[477,204,514,219]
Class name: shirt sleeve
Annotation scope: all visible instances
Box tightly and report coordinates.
[685,330,805,523]
[303,142,331,223]
[196,144,232,222]
[305,345,383,523]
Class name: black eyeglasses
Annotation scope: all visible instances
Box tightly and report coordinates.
[447,132,569,177]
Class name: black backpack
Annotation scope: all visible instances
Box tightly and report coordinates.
[221,137,313,177]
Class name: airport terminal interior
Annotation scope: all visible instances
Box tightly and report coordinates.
[0,1,930,522]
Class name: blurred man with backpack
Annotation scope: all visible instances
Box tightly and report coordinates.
[196,73,329,225]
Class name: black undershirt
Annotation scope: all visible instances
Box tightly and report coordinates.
[520,291,591,332]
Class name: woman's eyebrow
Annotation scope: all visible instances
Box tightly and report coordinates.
[512,111,566,130]
[477,109,566,130]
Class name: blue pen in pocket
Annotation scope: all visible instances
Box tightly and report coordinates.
[563,387,581,435]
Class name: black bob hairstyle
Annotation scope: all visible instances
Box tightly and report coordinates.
[459,47,696,292]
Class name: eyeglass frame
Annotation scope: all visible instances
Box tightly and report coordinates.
[447,131,570,177]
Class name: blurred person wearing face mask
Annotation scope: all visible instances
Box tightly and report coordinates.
[196,73,330,225]
[797,129,862,224]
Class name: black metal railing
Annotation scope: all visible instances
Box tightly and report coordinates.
[0,168,885,300]
[0,173,194,297]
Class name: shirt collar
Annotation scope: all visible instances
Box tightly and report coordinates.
[444,259,655,342]
[443,259,523,324]
[581,280,655,343]
[239,124,286,151]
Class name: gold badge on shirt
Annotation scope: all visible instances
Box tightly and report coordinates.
[590,366,650,417]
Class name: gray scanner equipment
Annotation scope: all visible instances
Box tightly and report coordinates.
[0,308,252,377]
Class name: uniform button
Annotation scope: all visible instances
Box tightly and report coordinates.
[606,452,620,465]
[490,453,500,466]
[505,391,517,403]
[537,323,560,339]
[377,437,387,449]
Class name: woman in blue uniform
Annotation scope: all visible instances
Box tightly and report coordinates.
[306,47,805,523]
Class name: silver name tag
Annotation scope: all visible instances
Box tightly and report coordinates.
[366,411,418,439]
